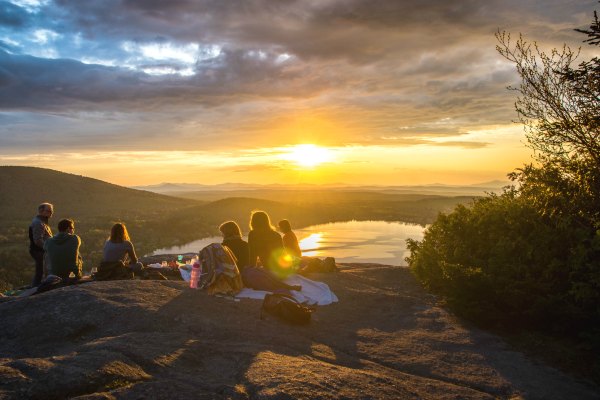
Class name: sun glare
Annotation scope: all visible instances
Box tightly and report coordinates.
[299,233,323,257]
[282,144,334,168]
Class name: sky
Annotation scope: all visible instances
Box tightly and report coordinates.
[0,0,596,186]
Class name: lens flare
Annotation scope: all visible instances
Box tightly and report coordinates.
[269,248,300,278]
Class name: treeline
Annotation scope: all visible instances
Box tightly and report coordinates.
[407,10,600,383]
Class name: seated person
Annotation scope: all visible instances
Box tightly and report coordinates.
[219,220,249,268]
[220,218,300,293]
[278,219,302,258]
[44,218,83,281]
[248,210,285,269]
[103,223,144,273]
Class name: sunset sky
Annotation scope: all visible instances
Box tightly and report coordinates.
[0,0,596,186]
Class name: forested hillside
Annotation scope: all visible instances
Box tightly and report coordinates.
[0,166,197,221]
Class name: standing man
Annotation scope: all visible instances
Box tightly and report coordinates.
[44,218,83,281]
[29,202,53,286]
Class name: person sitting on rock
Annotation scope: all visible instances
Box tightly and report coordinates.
[103,223,144,274]
[219,220,249,269]
[44,218,83,281]
[248,210,286,270]
[278,219,302,259]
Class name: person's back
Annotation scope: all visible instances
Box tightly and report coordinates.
[248,228,283,268]
[103,240,136,263]
[279,219,302,258]
[102,223,143,273]
[219,220,250,269]
[44,219,82,280]
[248,211,284,269]
[222,236,249,269]
[243,213,301,292]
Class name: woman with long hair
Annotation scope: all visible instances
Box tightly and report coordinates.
[102,222,143,272]
[248,210,285,269]
[244,211,301,292]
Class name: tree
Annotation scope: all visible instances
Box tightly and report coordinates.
[496,27,600,168]
[495,15,600,228]
[406,8,600,381]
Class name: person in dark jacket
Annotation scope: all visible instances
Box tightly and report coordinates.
[248,210,285,269]
[28,202,53,286]
[219,220,249,269]
[44,218,82,281]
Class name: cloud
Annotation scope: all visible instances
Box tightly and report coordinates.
[0,0,598,154]
[0,1,31,27]
[231,164,286,173]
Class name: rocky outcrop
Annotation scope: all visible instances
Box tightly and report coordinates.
[0,265,598,399]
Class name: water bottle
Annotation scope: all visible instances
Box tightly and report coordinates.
[190,258,201,289]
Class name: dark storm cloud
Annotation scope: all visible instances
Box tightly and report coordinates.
[0,48,328,110]
[2,0,594,107]
[0,0,598,150]
[0,1,30,27]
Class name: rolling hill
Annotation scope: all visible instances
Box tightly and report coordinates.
[0,166,198,222]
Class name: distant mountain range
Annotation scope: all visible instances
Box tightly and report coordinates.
[132,180,510,196]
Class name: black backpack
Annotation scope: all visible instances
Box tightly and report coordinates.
[261,293,313,325]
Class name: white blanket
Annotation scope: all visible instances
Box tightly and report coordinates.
[235,275,338,306]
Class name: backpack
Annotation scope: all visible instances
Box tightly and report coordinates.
[261,292,313,325]
[199,243,243,295]
[323,257,337,272]
[300,257,337,274]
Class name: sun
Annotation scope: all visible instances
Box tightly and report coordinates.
[282,144,334,168]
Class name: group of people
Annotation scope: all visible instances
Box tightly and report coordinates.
[220,211,303,293]
[29,202,148,286]
[28,203,303,292]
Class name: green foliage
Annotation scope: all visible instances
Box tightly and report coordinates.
[408,8,600,381]
[407,192,599,332]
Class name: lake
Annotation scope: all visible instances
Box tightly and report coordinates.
[150,220,425,266]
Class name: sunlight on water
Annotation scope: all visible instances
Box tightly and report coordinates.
[298,233,323,257]
[295,221,425,265]
[151,220,425,266]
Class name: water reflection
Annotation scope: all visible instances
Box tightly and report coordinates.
[298,233,322,257]
[295,220,425,265]
[151,220,425,266]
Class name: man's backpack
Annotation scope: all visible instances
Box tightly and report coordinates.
[261,292,313,325]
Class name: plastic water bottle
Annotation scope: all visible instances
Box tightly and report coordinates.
[190,258,201,289]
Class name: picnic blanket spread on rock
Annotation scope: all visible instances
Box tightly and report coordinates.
[236,274,338,306]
